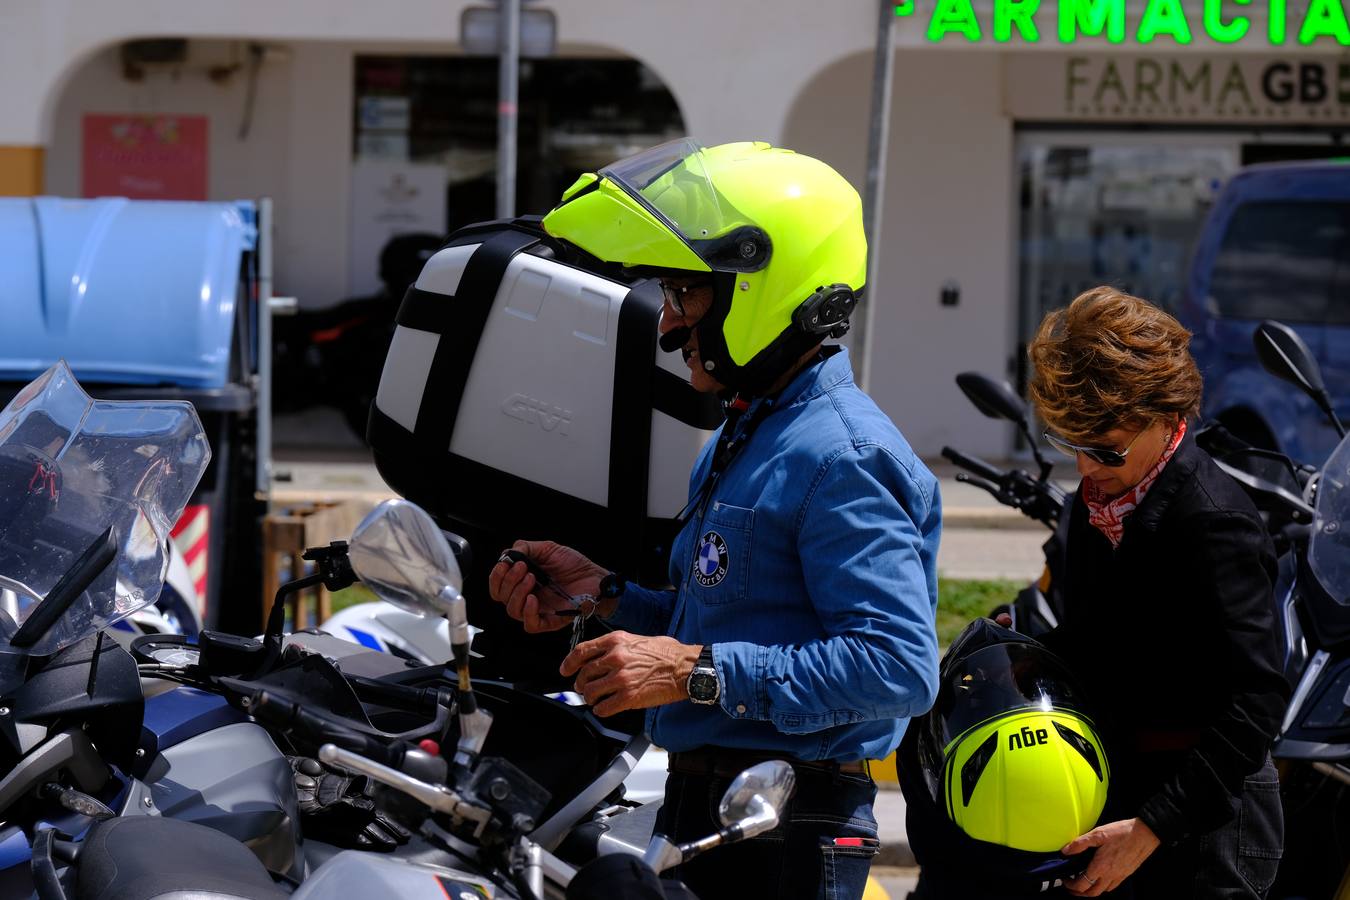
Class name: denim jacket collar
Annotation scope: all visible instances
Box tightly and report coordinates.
[743,346,852,418]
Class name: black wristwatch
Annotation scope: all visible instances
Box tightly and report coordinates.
[687,647,720,705]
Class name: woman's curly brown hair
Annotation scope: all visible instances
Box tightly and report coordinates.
[1027,286,1202,444]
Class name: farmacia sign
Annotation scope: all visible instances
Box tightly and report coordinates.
[896,0,1350,45]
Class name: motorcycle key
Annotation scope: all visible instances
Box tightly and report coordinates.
[497,549,572,605]
[568,596,600,653]
[498,549,595,623]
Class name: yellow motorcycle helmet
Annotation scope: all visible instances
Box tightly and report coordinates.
[916,620,1110,880]
[542,138,866,395]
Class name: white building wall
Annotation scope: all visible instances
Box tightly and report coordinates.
[780,49,1017,457]
[19,0,876,320]
[9,0,1343,457]
[870,51,1017,458]
[779,49,1017,456]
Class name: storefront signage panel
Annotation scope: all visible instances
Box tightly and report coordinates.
[1005,55,1350,120]
[82,114,208,200]
[899,0,1350,46]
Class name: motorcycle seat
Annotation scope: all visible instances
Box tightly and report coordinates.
[75,815,289,900]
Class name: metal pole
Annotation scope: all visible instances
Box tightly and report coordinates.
[856,0,896,392]
[496,0,520,219]
[256,197,274,500]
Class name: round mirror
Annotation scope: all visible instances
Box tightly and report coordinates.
[717,760,796,829]
[349,499,463,617]
[955,372,1029,425]
[1254,320,1326,397]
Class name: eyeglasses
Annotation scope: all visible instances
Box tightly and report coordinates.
[1042,428,1146,468]
[660,279,710,318]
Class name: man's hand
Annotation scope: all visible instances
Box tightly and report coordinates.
[561,632,702,717]
[1061,818,1160,897]
[488,540,608,633]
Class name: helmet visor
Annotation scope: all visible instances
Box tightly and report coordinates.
[600,138,750,248]
[929,643,1091,756]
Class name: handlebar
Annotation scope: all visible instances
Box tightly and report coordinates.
[247,690,447,783]
[319,743,489,826]
[941,445,1067,530]
[955,472,1002,497]
[345,675,452,714]
[941,446,1005,483]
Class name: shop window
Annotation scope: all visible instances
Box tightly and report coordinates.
[353,55,684,231]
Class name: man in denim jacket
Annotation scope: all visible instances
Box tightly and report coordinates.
[490,140,940,900]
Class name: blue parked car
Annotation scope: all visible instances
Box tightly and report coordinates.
[1181,160,1350,464]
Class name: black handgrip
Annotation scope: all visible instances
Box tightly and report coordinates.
[346,674,450,713]
[251,690,412,770]
[955,472,1003,499]
[940,446,1005,484]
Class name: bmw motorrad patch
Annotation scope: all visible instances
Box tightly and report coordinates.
[694,530,729,587]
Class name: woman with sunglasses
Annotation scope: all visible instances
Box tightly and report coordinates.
[1023,287,1288,898]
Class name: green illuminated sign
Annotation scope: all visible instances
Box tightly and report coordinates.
[897,0,1350,45]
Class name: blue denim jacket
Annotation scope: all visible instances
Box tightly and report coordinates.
[607,348,941,762]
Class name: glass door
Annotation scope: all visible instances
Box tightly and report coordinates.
[1014,129,1344,392]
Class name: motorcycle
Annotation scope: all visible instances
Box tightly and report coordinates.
[0,364,801,900]
[939,372,1069,636]
[36,498,799,899]
[1231,320,1350,900]
[0,361,304,896]
[272,232,444,442]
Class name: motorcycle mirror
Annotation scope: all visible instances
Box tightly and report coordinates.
[717,760,796,832]
[349,499,464,618]
[955,372,1056,479]
[1254,320,1346,437]
[956,372,1030,425]
[644,760,798,874]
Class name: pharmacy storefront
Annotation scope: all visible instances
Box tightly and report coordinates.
[873,0,1349,422]
[1006,53,1348,381]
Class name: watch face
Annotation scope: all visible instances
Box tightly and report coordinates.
[689,669,719,703]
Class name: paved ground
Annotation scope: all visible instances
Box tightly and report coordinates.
[872,866,919,898]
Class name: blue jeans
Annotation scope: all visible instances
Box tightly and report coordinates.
[656,764,881,900]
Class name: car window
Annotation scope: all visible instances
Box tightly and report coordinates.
[1210,200,1350,325]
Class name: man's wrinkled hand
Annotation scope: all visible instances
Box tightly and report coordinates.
[1062,818,1160,897]
[560,632,702,717]
[487,539,608,633]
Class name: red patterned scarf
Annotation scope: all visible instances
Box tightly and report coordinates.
[1083,419,1187,548]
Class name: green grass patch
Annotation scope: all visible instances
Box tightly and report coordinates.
[937,578,1024,649]
[329,583,379,614]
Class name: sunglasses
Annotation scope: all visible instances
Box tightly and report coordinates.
[660,279,711,318]
[1043,429,1145,468]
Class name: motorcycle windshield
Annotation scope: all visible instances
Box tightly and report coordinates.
[928,643,1092,756]
[1310,430,1350,605]
[0,361,210,657]
[600,138,753,248]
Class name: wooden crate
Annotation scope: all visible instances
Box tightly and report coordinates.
[261,499,374,631]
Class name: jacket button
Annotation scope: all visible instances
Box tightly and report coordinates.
[736,703,747,714]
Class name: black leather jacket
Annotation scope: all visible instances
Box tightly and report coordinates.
[1042,431,1291,844]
